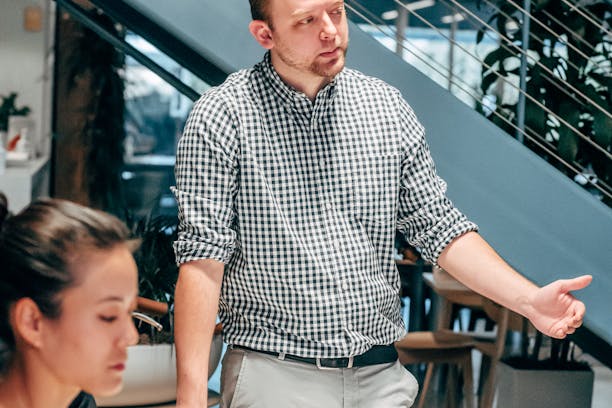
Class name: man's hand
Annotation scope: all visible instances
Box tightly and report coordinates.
[525,275,592,339]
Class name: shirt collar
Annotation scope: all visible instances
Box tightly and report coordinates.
[257,51,341,110]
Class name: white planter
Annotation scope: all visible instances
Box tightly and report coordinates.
[7,116,35,159]
[495,360,594,408]
[96,333,223,407]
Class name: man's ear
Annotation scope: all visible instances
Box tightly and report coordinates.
[12,298,45,349]
[249,20,274,49]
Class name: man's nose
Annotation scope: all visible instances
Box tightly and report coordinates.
[320,12,338,40]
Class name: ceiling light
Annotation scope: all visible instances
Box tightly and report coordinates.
[441,13,464,24]
[381,10,399,20]
[405,0,436,11]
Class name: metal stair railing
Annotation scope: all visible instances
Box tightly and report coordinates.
[346,1,607,199]
[345,0,612,204]
[56,0,203,102]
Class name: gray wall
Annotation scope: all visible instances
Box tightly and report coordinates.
[126,0,612,344]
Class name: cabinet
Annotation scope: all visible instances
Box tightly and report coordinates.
[0,156,50,212]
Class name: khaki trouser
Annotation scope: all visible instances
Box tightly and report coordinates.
[220,347,419,407]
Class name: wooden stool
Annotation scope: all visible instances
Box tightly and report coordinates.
[396,331,475,408]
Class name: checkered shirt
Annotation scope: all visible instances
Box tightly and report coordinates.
[173,52,478,358]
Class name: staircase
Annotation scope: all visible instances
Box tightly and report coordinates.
[61,0,612,365]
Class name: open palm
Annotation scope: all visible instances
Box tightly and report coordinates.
[526,275,592,339]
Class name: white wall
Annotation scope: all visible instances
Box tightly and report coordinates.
[0,0,54,157]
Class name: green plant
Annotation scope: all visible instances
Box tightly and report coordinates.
[130,213,179,344]
[0,93,31,131]
[477,0,611,187]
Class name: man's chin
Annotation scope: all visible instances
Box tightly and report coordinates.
[313,56,346,78]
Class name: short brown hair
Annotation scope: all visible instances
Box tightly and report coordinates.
[249,0,269,22]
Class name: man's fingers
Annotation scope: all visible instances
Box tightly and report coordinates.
[571,302,586,325]
[559,275,592,293]
[568,312,584,329]
[553,328,567,339]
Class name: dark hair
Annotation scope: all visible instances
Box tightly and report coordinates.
[249,0,269,22]
[0,197,134,373]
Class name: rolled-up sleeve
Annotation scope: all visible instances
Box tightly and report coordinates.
[395,96,478,263]
[172,91,239,265]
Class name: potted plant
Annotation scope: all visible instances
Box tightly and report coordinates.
[476,0,611,202]
[0,93,31,148]
[494,317,594,407]
[95,213,223,407]
[0,93,30,132]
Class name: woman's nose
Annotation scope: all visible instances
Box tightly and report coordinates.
[120,316,140,347]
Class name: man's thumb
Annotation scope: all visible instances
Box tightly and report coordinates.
[560,275,593,293]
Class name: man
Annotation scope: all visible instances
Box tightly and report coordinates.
[172,0,592,406]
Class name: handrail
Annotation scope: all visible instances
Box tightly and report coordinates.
[444,0,612,123]
[540,9,600,54]
[385,0,611,160]
[88,0,228,86]
[481,0,589,79]
[56,0,201,102]
[345,0,611,202]
[563,0,612,37]
[503,0,609,72]
[345,5,556,161]
[480,0,592,83]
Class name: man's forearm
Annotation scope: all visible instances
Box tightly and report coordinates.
[174,258,224,407]
[437,231,539,319]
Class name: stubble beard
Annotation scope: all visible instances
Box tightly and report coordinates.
[310,46,348,78]
[277,43,348,80]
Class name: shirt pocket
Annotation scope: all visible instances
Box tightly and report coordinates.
[350,153,401,225]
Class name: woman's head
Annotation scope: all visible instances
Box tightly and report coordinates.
[0,197,139,396]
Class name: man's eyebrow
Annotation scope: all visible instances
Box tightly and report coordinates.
[291,2,344,18]
[291,8,312,18]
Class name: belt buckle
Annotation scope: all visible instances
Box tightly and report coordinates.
[315,356,354,370]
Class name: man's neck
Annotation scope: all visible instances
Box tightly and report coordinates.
[270,53,333,101]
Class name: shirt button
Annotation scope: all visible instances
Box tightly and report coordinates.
[325,202,333,210]
[341,281,349,291]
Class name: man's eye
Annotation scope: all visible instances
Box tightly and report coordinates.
[300,17,314,24]
[99,315,117,323]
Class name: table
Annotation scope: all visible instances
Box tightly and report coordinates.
[422,268,484,330]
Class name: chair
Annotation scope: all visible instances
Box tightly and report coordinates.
[395,330,476,408]
[473,297,532,408]
[427,268,524,408]
[398,267,522,408]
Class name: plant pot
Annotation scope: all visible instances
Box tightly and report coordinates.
[495,359,594,408]
[95,333,223,407]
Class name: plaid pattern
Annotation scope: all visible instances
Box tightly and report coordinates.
[173,53,477,358]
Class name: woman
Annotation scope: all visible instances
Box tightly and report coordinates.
[0,196,139,408]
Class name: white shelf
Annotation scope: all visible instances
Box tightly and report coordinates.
[0,156,50,212]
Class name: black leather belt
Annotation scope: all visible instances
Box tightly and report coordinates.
[232,344,398,369]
